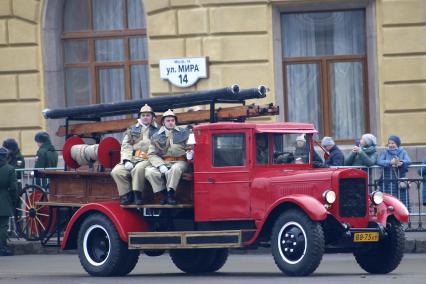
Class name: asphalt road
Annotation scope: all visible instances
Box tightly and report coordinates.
[0,253,425,284]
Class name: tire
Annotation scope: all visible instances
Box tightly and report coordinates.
[271,209,324,276]
[77,213,138,276]
[15,185,49,241]
[354,219,405,274]
[170,248,228,273]
[144,249,165,257]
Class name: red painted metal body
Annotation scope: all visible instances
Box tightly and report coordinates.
[61,201,149,250]
[61,121,408,249]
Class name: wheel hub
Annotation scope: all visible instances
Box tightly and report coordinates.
[84,225,111,266]
[280,225,305,262]
[28,208,37,218]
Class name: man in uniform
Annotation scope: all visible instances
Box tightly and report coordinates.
[146,109,191,205]
[34,132,58,187]
[0,147,17,256]
[3,139,25,190]
[111,104,158,205]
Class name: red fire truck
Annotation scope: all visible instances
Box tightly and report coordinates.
[24,86,408,277]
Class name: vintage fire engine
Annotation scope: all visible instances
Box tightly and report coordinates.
[19,85,408,277]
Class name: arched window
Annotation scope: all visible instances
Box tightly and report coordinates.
[62,0,149,107]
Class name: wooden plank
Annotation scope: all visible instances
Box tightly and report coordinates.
[35,201,83,208]
[121,204,193,209]
[56,104,279,137]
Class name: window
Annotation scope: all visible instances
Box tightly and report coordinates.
[213,134,246,167]
[63,0,149,107]
[256,134,269,164]
[282,10,368,142]
[273,133,310,164]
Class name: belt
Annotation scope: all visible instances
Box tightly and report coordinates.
[134,150,148,160]
[163,155,186,162]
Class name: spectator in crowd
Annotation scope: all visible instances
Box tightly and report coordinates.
[345,133,378,167]
[3,139,25,190]
[0,147,17,256]
[34,132,58,187]
[377,135,411,209]
[321,136,344,166]
[418,156,426,206]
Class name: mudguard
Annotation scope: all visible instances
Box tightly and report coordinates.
[61,201,149,250]
[247,194,328,245]
[381,194,409,224]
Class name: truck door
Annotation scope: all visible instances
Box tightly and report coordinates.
[196,131,251,220]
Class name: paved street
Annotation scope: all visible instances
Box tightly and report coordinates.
[0,253,425,284]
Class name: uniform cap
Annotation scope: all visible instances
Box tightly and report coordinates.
[3,138,19,153]
[162,109,176,118]
[296,134,306,142]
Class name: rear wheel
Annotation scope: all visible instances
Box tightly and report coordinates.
[271,209,324,276]
[15,185,49,241]
[170,248,228,273]
[77,213,138,276]
[354,219,405,274]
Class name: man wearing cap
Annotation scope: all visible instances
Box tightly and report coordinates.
[321,136,344,167]
[0,147,17,256]
[3,139,25,189]
[145,109,191,205]
[111,104,158,205]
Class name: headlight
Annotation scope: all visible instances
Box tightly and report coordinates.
[322,190,336,204]
[371,191,384,205]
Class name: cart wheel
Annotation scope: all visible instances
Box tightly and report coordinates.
[15,185,49,241]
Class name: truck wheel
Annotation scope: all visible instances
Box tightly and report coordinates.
[170,248,227,273]
[271,209,324,276]
[77,213,138,276]
[354,219,405,274]
[144,249,165,257]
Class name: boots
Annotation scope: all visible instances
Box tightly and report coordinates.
[166,189,177,205]
[159,190,168,205]
[120,191,134,205]
[0,246,13,256]
[134,191,144,205]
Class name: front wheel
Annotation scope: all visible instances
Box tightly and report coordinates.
[354,219,405,274]
[77,213,139,276]
[271,209,324,276]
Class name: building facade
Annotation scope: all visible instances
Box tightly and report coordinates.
[0,0,424,157]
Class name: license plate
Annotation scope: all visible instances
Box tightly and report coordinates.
[353,232,379,242]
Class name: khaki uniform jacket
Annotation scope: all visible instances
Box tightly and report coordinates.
[148,126,189,168]
[120,121,158,164]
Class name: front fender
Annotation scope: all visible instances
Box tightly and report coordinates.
[381,194,409,223]
[247,194,327,245]
[61,201,149,250]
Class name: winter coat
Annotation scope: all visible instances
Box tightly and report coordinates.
[377,147,411,177]
[35,142,58,168]
[325,145,344,166]
[0,158,17,216]
[344,145,378,167]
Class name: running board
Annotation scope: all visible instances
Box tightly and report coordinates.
[128,230,248,249]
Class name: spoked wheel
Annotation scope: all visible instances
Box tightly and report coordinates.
[15,185,49,241]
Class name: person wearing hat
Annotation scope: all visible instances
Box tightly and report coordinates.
[34,131,58,187]
[321,136,344,166]
[0,147,17,256]
[145,109,191,205]
[111,104,159,205]
[294,134,309,164]
[3,139,25,189]
[345,133,378,167]
[377,135,411,209]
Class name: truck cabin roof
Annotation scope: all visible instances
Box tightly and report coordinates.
[194,122,317,134]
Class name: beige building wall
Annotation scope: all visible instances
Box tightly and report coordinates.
[0,0,43,155]
[377,0,426,145]
[0,0,425,157]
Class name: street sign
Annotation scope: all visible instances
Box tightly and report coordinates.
[160,57,207,88]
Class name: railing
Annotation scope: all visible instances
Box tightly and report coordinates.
[332,165,425,232]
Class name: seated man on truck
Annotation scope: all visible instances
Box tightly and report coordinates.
[145,109,192,205]
[111,104,158,205]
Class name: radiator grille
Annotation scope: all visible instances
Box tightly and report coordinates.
[339,178,367,217]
